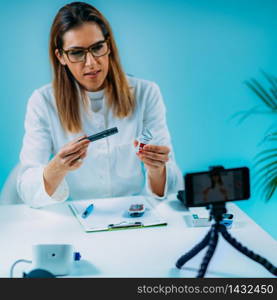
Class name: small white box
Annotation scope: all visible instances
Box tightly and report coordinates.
[190,214,211,227]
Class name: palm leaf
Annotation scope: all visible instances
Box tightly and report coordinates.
[229,105,265,125]
[252,78,277,107]
[253,151,277,201]
[245,80,276,109]
[253,153,277,167]
[254,170,277,191]
[265,132,277,139]
[254,148,277,158]
[263,178,277,202]
[254,160,277,174]
[240,71,277,201]
[259,130,277,145]
[253,163,277,200]
[270,88,277,100]
[260,70,277,101]
[253,169,277,190]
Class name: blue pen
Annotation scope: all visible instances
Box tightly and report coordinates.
[82,203,94,218]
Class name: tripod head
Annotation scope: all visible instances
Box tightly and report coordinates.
[207,202,227,223]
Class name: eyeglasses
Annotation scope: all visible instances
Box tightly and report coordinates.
[62,40,110,63]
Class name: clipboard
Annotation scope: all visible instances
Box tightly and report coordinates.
[68,196,167,232]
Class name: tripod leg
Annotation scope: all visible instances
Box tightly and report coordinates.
[219,224,277,276]
[197,225,219,278]
[176,229,212,269]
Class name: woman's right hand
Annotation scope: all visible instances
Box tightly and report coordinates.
[52,135,90,172]
[43,135,90,196]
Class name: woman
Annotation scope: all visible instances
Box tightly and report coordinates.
[17,2,183,208]
[203,173,228,203]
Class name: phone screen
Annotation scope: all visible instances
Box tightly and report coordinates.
[185,167,250,207]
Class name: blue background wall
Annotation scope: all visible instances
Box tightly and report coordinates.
[0,0,276,238]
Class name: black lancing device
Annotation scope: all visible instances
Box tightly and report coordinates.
[79,127,118,142]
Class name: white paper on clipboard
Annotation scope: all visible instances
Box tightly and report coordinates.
[68,195,167,232]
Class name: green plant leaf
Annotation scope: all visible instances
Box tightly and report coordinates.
[270,88,277,101]
[253,158,277,193]
[241,71,277,202]
[245,80,276,109]
[263,179,277,202]
[254,171,277,202]
[253,169,277,189]
[254,161,277,175]
[261,131,277,143]
[252,78,277,108]
[254,148,277,159]
[261,70,277,101]
[253,153,277,167]
[253,170,277,191]
[229,105,264,125]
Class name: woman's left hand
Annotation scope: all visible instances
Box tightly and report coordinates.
[134,140,170,172]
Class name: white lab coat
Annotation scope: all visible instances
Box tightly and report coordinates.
[17,76,184,208]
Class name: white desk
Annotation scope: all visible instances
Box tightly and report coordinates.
[0,194,276,278]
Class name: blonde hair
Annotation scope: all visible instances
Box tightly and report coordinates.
[49,2,135,133]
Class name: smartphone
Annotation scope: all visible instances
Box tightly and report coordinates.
[185,167,250,207]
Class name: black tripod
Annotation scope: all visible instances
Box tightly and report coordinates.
[176,203,277,278]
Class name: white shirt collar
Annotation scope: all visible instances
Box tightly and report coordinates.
[87,89,105,101]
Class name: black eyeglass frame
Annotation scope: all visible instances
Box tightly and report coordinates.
[61,39,110,63]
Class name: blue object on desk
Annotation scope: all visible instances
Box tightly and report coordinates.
[82,203,94,218]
